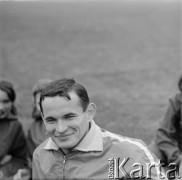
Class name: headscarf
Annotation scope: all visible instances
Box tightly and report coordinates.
[32,79,52,120]
[0,80,17,117]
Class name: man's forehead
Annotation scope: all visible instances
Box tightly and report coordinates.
[42,92,81,109]
[42,93,84,118]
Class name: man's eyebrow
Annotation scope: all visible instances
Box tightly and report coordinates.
[63,113,77,118]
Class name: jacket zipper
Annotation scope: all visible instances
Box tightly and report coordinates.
[63,155,66,180]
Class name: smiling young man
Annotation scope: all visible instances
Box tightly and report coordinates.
[32,78,165,180]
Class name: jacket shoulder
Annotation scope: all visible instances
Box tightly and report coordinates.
[102,129,145,148]
[33,138,50,157]
[102,130,157,163]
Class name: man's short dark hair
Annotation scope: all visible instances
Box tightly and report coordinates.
[40,78,90,114]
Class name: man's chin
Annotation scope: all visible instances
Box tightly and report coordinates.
[56,142,73,149]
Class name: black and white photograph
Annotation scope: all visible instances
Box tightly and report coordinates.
[0,0,181,179]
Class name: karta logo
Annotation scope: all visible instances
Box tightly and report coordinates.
[108,157,181,179]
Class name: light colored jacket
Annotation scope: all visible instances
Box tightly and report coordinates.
[33,120,163,180]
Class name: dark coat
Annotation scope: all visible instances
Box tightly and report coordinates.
[0,116,28,177]
[152,93,182,165]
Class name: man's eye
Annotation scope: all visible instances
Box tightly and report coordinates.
[65,115,76,120]
[66,116,74,119]
[45,118,56,123]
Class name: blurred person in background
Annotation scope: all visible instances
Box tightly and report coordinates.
[0,80,29,180]
[150,75,182,178]
[27,78,52,159]
[14,79,52,180]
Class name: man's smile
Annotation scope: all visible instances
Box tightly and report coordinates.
[55,133,74,138]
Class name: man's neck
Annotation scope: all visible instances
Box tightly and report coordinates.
[61,148,70,155]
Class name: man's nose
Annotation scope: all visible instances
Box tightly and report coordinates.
[56,120,68,133]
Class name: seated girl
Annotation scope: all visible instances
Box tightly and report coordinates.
[0,80,28,179]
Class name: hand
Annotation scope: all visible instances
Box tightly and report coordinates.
[0,155,12,165]
[13,169,31,180]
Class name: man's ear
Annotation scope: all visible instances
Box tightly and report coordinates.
[86,103,96,120]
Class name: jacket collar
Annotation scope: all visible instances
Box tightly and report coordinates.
[44,120,103,152]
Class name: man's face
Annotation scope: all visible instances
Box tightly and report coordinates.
[42,91,91,153]
[0,89,13,119]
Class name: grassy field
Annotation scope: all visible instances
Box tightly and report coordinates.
[0,0,180,144]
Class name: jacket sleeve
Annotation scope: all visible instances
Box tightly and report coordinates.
[123,140,167,180]
[156,94,181,165]
[0,121,28,177]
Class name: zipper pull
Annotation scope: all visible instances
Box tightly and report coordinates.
[63,156,66,164]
